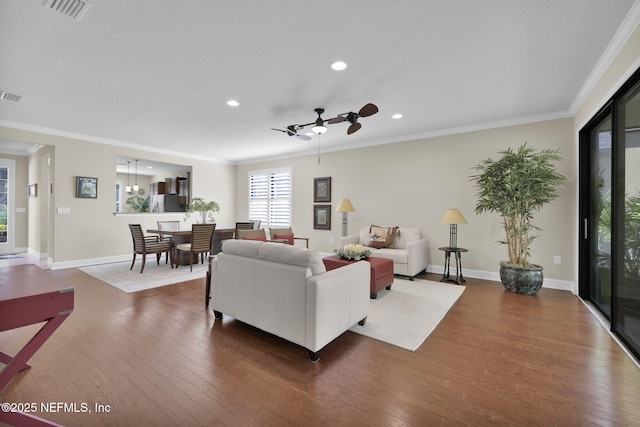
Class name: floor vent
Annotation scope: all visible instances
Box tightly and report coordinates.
[0,92,22,102]
[44,0,91,22]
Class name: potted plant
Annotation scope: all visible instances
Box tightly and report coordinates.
[470,143,566,295]
[125,189,150,213]
[184,197,220,223]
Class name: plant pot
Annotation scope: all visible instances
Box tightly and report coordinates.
[499,262,544,295]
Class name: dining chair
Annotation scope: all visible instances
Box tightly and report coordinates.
[236,228,267,241]
[268,227,310,248]
[234,221,254,238]
[157,220,180,264]
[175,223,216,271]
[128,224,173,273]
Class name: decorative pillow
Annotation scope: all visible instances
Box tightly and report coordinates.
[243,235,266,242]
[368,225,399,249]
[273,232,294,245]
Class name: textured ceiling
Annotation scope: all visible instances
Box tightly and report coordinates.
[0,0,638,164]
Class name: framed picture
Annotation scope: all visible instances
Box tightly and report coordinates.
[76,176,98,199]
[313,205,331,230]
[314,177,331,202]
[28,184,37,197]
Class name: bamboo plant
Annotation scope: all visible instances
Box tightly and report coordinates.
[470,143,566,267]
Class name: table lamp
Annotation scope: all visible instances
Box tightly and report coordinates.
[335,198,355,237]
[441,209,467,248]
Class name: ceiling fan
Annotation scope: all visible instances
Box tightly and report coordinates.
[270,124,311,140]
[271,103,378,139]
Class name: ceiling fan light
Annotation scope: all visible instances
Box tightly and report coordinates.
[312,117,327,135]
[312,124,327,135]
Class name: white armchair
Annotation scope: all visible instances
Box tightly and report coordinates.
[341,225,428,279]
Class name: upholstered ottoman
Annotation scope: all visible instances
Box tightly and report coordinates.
[323,256,394,299]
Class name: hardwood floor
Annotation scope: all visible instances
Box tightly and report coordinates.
[1,264,639,426]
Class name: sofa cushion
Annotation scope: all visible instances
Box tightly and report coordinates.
[258,242,326,275]
[394,227,422,249]
[221,239,262,258]
[373,248,408,264]
[368,225,399,248]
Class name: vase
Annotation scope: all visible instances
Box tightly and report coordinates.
[499,262,544,295]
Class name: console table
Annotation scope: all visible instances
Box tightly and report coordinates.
[0,265,74,427]
[439,247,468,285]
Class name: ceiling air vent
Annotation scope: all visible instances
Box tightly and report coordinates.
[0,92,22,102]
[44,0,91,22]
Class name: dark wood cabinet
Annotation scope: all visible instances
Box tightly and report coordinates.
[150,182,165,195]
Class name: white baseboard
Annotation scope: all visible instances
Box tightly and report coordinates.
[51,254,130,270]
[427,264,577,294]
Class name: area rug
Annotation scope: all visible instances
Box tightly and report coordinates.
[349,278,464,351]
[79,260,207,293]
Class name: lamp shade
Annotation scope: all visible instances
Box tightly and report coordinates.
[441,209,467,224]
[336,198,355,213]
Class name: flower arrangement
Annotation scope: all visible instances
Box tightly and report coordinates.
[334,244,371,260]
[184,197,220,223]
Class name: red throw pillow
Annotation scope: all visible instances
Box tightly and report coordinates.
[273,233,294,245]
[243,236,266,242]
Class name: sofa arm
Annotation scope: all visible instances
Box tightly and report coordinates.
[305,262,370,353]
[406,238,429,277]
[340,234,359,248]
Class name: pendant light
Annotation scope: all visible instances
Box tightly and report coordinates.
[133,159,139,192]
[125,161,132,193]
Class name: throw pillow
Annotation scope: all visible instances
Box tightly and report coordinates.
[273,232,294,245]
[368,225,399,248]
[243,235,267,242]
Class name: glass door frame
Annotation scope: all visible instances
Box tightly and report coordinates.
[579,66,640,362]
[0,158,16,254]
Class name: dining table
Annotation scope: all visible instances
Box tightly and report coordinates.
[146,226,235,266]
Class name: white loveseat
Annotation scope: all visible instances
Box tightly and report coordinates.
[210,239,370,361]
[340,225,429,279]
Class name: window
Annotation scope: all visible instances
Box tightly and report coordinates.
[249,168,291,228]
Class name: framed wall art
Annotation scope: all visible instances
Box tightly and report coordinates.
[313,177,331,203]
[313,205,331,230]
[28,184,37,197]
[76,176,98,199]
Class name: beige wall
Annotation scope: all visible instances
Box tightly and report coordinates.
[236,117,576,285]
[0,126,236,267]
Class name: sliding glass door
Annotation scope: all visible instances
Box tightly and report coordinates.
[615,79,640,353]
[580,68,640,361]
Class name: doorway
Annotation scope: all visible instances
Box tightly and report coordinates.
[0,158,16,254]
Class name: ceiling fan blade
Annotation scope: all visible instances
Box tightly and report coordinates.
[347,122,362,135]
[358,103,378,117]
[327,116,346,124]
[296,134,312,141]
[271,128,287,134]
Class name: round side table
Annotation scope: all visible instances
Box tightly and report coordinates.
[438,247,468,285]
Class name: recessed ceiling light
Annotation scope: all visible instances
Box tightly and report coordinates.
[331,61,347,71]
[392,113,403,119]
[227,100,239,107]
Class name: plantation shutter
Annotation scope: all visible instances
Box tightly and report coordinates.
[249,168,291,228]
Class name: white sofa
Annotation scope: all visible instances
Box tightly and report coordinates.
[210,239,370,361]
[340,225,428,280]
